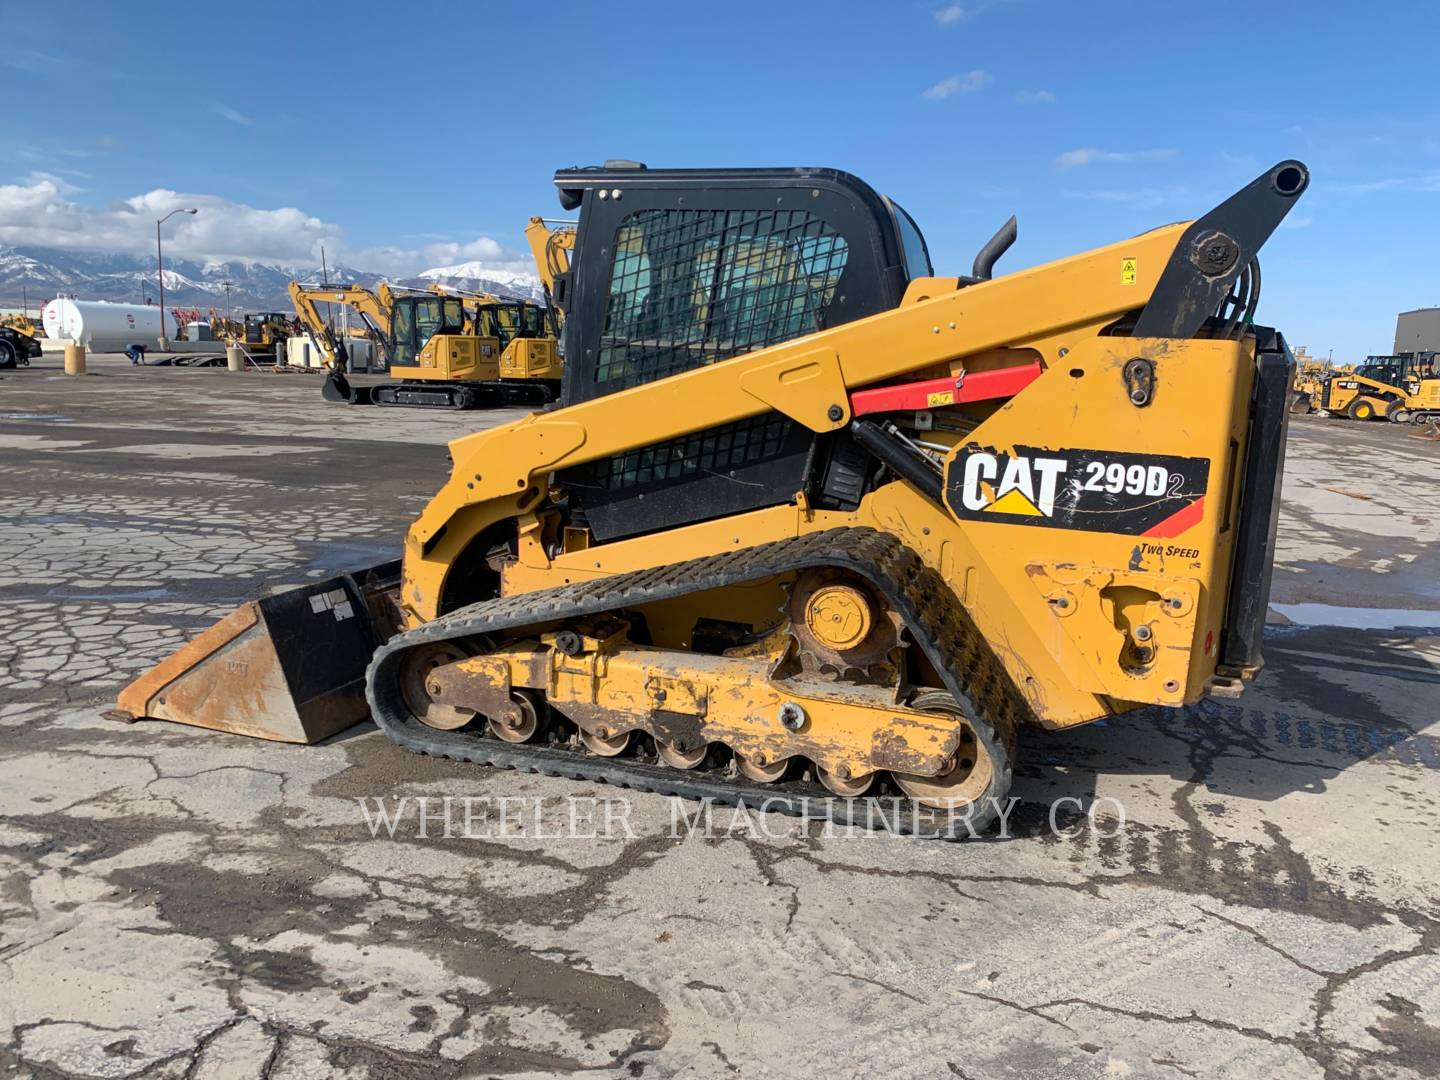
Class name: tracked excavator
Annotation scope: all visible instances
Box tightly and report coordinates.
[111,159,1309,834]
[291,277,563,409]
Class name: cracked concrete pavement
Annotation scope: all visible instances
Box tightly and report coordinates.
[1,354,1438,1079]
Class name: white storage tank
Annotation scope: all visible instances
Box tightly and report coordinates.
[286,335,326,368]
[41,299,177,351]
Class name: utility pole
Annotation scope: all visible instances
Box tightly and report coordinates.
[156,206,199,349]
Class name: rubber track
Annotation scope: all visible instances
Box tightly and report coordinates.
[366,527,1030,837]
[371,380,557,410]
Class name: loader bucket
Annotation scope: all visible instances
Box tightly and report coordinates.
[322,368,373,405]
[110,562,401,743]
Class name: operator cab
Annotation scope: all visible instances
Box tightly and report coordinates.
[390,295,465,367]
[549,162,929,541]
[1355,353,1438,390]
[475,300,548,348]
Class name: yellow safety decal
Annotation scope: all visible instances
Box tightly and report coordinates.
[927,390,956,407]
[1121,257,1138,285]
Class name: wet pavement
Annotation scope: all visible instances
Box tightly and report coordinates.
[1,354,1437,1079]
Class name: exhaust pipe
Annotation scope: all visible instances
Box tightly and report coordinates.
[971,215,1018,281]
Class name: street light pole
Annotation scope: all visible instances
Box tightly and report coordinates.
[156,207,198,349]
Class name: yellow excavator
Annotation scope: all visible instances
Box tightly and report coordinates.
[112,158,1308,835]
[291,276,564,409]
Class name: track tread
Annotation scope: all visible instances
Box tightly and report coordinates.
[366,527,1030,837]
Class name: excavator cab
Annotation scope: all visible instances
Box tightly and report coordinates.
[482,300,548,346]
[391,295,466,367]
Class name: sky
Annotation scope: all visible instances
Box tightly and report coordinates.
[3,0,1438,360]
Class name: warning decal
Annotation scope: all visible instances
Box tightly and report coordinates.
[1121,257,1138,285]
[945,444,1210,536]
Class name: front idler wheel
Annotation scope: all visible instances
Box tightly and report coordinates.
[400,643,476,731]
[891,690,995,811]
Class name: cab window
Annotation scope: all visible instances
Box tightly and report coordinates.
[887,198,933,278]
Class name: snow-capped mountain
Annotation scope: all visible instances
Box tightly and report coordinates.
[415,262,546,303]
[0,246,366,313]
[0,245,545,314]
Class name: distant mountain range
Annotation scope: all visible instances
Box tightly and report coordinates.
[0,245,546,316]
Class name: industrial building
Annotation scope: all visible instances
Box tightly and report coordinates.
[1395,306,1440,353]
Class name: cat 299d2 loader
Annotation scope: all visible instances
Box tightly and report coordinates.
[111,159,1308,835]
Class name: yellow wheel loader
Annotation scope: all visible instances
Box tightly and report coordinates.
[112,159,1309,835]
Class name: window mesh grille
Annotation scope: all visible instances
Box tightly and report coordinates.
[587,413,794,492]
[596,208,849,392]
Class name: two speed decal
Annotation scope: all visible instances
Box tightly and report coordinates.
[945,445,1210,536]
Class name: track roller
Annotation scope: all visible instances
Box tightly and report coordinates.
[736,752,788,784]
[488,691,542,743]
[580,727,632,757]
[656,737,709,769]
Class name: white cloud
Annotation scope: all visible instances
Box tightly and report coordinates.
[0,175,529,275]
[1054,147,1178,169]
[1335,173,1440,195]
[1280,215,1314,230]
[934,4,968,24]
[213,103,254,127]
[1062,186,1193,209]
[1014,89,1056,105]
[923,70,993,100]
[2,49,62,73]
[418,236,504,263]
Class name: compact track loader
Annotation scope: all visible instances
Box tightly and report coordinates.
[113,159,1309,834]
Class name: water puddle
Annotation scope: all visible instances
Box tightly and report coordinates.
[0,411,72,422]
[58,587,178,601]
[1270,602,1440,631]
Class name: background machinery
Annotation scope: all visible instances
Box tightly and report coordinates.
[211,311,293,356]
[1317,352,1440,422]
[1291,355,1350,414]
[0,314,41,367]
[113,159,1308,835]
[290,279,562,409]
[526,215,576,308]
